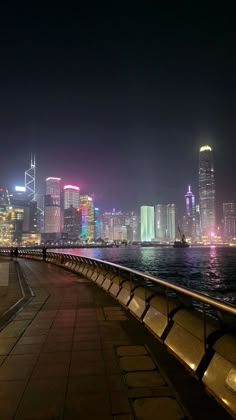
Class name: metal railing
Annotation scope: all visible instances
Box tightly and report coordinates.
[1,247,236,416]
[1,248,235,317]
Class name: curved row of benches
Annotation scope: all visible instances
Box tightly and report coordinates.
[3,250,236,417]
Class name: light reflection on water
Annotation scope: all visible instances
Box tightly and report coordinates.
[55,247,236,305]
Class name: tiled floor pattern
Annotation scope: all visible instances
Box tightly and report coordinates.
[116,345,185,419]
[0,260,22,318]
[0,259,224,419]
[0,260,135,419]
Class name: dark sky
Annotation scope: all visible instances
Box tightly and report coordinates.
[0,4,236,215]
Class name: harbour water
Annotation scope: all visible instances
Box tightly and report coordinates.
[56,246,236,306]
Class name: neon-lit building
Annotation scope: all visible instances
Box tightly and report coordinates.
[46,177,61,205]
[183,185,196,242]
[199,145,216,237]
[141,206,155,241]
[64,185,80,209]
[223,202,236,241]
[80,195,95,240]
[94,207,102,240]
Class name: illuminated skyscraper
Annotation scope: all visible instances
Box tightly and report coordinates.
[94,207,102,240]
[199,145,216,236]
[223,202,236,241]
[101,210,128,241]
[155,204,167,241]
[64,185,80,209]
[184,185,196,241]
[64,207,81,239]
[141,206,154,241]
[44,194,61,233]
[46,177,61,205]
[25,155,36,201]
[80,195,95,240]
[166,204,176,241]
[127,211,139,241]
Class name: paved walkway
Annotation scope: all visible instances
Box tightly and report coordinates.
[0,259,231,419]
[0,260,22,318]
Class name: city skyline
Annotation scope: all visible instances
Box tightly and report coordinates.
[0,144,234,218]
[1,143,236,245]
[0,5,236,212]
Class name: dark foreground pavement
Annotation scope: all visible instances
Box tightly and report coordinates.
[0,259,232,419]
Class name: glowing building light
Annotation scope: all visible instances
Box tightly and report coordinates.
[64,185,80,191]
[46,177,61,181]
[200,145,212,152]
[15,186,26,192]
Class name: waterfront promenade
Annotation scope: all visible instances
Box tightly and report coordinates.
[0,257,232,419]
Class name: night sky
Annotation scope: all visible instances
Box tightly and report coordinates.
[1,4,236,215]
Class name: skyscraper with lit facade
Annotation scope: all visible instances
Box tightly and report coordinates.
[44,194,61,234]
[46,177,61,205]
[94,207,102,240]
[166,204,176,241]
[199,145,216,236]
[64,185,80,209]
[183,185,196,241]
[155,204,167,241]
[80,195,95,240]
[223,202,236,241]
[141,206,154,241]
[64,207,81,239]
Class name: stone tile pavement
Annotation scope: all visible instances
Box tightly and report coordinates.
[0,259,231,419]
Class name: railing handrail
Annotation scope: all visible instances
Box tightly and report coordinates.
[47,250,236,316]
[1,248,236,316]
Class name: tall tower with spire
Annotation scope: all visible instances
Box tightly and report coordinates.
[184,185,196,241]
[25,155,36,201]
[199,145,216,237]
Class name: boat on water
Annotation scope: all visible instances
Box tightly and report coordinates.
[173,227,189,248]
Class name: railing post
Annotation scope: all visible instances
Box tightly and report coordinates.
[203,302,207,370]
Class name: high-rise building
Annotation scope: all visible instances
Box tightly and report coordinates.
[63,185,80,210]
[100,210,129,241]
[64,207,81,239]
[46,178,61,205]
[199,145,216,236]
[166,204,176,241]
[80,195,95,240]
[155,204,167,241]
[154,204,176,242]
[112,211,127,241]
[223,202,236,241]
[25,155,36,201]
[94,207,102,240]
[183,185,196,242]
[127,211,139,242]
[195,204,201,240]
[141,206,155,241]
[101,212,112,240]
[44,194,61,233]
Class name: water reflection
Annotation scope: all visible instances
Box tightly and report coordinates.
[55,247,236,305]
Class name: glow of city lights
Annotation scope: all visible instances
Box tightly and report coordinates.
[15,186,26,192]
[64,185,80,190]
[88,196,92,201]
[46,177,61,181]
[200,145,212,152]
